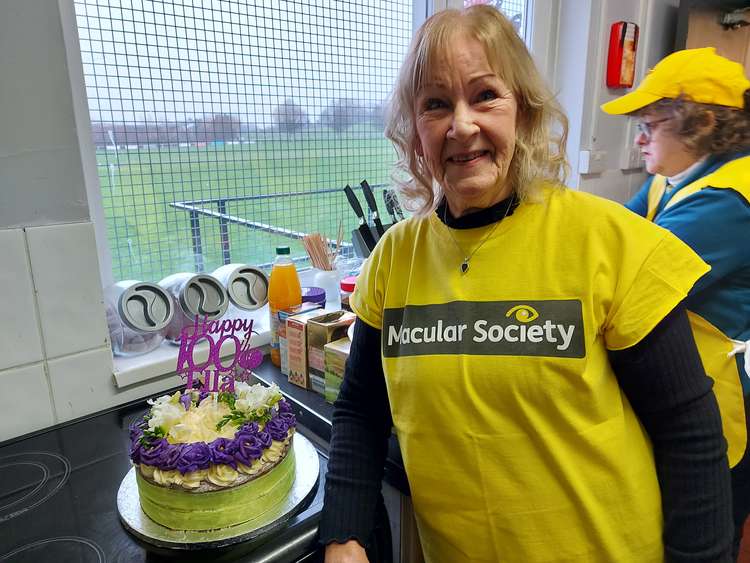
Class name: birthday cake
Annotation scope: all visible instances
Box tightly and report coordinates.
[128,382,296,531]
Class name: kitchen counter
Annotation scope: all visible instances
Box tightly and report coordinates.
[0,366,395,562]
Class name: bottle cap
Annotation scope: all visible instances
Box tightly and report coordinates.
[340,275,357,293]
[302,286,326,306]
[276,246,291,255]
[116,282,174,333]
[178,274,229,320]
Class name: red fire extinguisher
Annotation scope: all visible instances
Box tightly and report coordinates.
[606,22,639,88]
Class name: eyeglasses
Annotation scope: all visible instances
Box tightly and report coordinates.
[636,117,671,140]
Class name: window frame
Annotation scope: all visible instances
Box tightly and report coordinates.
[59,0,431,386]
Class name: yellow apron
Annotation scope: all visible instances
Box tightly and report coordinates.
[646,155,750,466]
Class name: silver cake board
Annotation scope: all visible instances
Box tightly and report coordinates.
[117,433,320,550]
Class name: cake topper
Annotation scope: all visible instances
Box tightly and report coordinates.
[176,315,263,394]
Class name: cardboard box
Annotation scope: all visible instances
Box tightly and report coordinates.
[307,311,356,395]
[278,302,321,376]
[324,337,351,403]
[287,308,327,389]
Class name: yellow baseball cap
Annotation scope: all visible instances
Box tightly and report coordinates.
[601,47,750,115]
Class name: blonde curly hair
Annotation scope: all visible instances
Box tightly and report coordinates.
[385,5,569,216]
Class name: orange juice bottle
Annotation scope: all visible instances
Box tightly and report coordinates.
[269,246,302,367]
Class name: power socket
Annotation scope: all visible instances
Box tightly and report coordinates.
[579,150,607,174]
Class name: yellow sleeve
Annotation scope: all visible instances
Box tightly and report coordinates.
[349,228,396,330]
[603,228,710,350]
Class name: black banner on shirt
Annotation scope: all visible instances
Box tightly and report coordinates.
[382,300,585,358]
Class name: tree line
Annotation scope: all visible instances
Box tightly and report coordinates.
[91,98,386,148]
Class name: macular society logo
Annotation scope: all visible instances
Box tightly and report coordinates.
[382,300,585,358]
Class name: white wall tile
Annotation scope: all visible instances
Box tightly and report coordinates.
[49,347,181,422]
[0,362,55,441]
[0,229,44,370]
[26,222,109,358]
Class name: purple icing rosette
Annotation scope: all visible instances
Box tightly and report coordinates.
[278,399,292,414]
[239,422,259,435]
[176,442,211,474]
[233,432,264,466]
[158,443,183,471]
[128,421,145,441]
[256,430,272,449]
[139,438,170,466]
[129,439,143,464]
[265,416,291,441]
[277,412,296,428]
[209,437,238,468]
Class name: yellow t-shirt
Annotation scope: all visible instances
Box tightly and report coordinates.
[351,186,710,563]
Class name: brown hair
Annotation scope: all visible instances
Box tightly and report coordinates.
[384,5,569,215]
[642,95,750,156]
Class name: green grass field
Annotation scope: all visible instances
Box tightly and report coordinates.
[96,127,397,282]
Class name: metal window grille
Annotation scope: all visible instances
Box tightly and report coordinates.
[463,0,528,38]
[74,0,412,282]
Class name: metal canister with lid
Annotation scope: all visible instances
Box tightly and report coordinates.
[158,272,230,344]
[210,264,270,320]
[104,281,174,356]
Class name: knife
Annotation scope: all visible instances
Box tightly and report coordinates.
[383,189,398,224]
[360,180,386,237]
[343,184,377,251]
[389,189,405,221]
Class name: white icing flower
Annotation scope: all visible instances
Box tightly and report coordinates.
[237,458,264,475]
[207,464,239,487]
[180,469,207,489]
[153,468,184,487]
[140,464,155,478]
[147,391,186,433]
[235,382,282,414]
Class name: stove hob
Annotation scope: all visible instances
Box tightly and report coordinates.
[0,398,328,563]
[0,452,70,524]
[0,536,106,562]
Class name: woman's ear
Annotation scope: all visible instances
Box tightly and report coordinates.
[696,109,716,136]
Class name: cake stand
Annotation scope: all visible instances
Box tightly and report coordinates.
[116,433,320,549]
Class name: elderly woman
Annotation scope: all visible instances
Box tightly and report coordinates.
[602,47,750,556]
[321,7,732,563]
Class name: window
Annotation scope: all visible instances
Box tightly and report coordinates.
[463,0,530,39]
[74,0,412,283]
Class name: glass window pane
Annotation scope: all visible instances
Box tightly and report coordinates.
[75,0,412,281]
[463,0,528,39]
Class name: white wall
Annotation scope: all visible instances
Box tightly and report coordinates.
[555,0,679,202]
[0,0,178,442]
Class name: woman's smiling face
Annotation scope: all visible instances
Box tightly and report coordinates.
[414,33,518,217]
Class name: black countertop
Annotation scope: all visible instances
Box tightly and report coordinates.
[0,390,327,562]
[0,359,403,562]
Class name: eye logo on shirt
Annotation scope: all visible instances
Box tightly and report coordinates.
[505,304,539,323]
[382,300,585,359]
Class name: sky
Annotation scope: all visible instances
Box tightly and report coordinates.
[74,0,413,125]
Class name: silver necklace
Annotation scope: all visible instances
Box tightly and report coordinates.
[442,194,515,275]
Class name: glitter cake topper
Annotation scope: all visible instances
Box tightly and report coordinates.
[176,315,263,393]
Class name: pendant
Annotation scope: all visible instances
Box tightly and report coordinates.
[460,260,469,274]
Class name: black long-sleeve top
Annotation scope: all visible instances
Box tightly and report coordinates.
[320,198,733,562]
